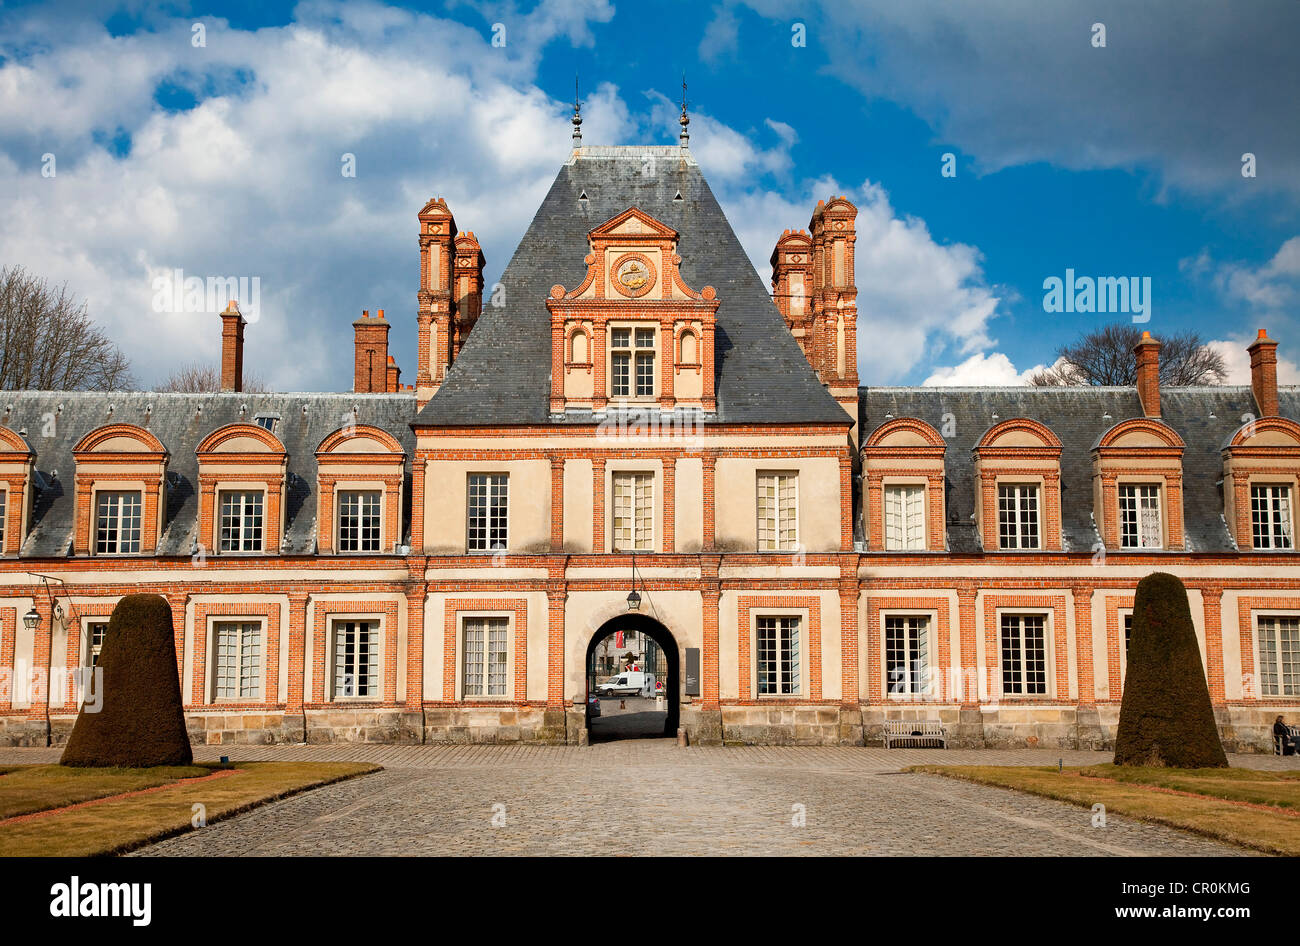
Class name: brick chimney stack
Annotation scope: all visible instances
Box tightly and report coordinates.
[385,355,400,393]
[1134,331,1161,418]
[1248,328,1279,418]
[220,300,245,392]
[353,308,391,393]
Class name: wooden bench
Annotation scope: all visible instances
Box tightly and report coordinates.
[1275,726,1300,756]
[881,719,948,749]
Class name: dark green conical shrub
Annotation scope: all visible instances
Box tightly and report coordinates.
[1114,572,1227,768]
[61,594,192,767]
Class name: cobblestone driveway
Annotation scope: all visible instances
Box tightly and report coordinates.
[63,742,1275,857]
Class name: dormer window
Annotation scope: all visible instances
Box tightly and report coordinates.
[314,424,405,556]
[1119,484,1163,549]
[95,491,143,554]
[1251,485,1293,549]
[611,326,655,398]
[254,413,279,434]
[218,489,264,553]
[973,418,1063,553]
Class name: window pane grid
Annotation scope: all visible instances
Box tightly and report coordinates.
[462,617,510,697]
[1258,616,1300,697]
[338,490,382,552]
[1119,484,1162,549]
[612,472,653,551]
[214,621,261,701]
[610,325,655,399]
[757,616,799,695]
[885,615,930,695]
[333,621,378,698]
[757,474,798,551]
[467,474,508,552]
[218,490,263,553]
[1000,614,1047,696]
[95,491,142,554]
[997,485,1040,550]
[884,485,925,550]
[1252,485,1293,549]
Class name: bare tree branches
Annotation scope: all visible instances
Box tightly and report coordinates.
[156,362,269,393]
[1029,324,1227,387]
[0,265,134,391]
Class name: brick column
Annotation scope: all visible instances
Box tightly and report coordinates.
[701,453,716,551]
[406,566,427,709]
[546,578,567,709]
[662,459,675,553]
[1201,585,1226,704]
[701,555,720,710]
[167,592,188,693]
[1073,584,1095,704]
[839,451,854,551]
[979,473,997,549]
[591,458,606,553]
[1100,473,1118,548]
[410,455,426,552]
[550,455,565,551]
[839,561,859,705]
[285,591,310,713]
[956,584,979,706]
[28,594,53,721]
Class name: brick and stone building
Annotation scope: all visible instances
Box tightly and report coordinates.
[1,138,1297,750]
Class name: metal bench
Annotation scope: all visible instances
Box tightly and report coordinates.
[881,719,947,749]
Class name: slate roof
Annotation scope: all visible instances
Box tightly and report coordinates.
[2,391,416,559]
[413,146,849,427]
[859,384,1300,554]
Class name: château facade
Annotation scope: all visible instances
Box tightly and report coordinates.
[1,141,1297,751]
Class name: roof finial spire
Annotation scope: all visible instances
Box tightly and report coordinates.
[572,74,583,145]
[679,74,689,149]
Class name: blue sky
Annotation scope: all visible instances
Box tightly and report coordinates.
[1,0,1297,390]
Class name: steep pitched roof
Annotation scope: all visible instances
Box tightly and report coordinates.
[414,146,849,427]
[859,384,1300,554]
[3,391,415,558]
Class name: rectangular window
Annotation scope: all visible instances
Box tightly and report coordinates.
[997,484,1041,550]
[467,474,508,552]
[462,616,510,697]
[884,485,926,550]
[612,472,654,551]
[218,490,264,552]
[333,620,378,698]
[1258,616,1300,697]
[1000,614,1048,696]
[95,490,142,554]
[213,621,261,701]
[86,621,108,667]
[885,615,930,695]
[1119,484,1162,548]
[756,616,800,696]
[756,473,798,551]
[338,490,382,553]
[610,326,655,398]
[1251,485,1293,549]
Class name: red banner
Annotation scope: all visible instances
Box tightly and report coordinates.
[616,631,624,648]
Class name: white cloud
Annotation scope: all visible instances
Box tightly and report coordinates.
[922,351,1048,387]
[1207,337,1300,386]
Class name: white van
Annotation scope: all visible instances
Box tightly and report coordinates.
[596,671,655,697]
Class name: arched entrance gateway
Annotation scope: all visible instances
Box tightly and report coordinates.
[584,615,679,742]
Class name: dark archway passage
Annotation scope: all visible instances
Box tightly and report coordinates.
[585,614,679,741]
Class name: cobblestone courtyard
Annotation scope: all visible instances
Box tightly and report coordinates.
[1,743,1286,856]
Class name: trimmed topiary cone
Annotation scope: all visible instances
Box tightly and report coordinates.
[61,594,192,767]
[1114,572,1227,768]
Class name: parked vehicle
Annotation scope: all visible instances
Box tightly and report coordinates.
[596,671,655,697]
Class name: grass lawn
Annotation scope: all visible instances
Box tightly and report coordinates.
[909,763,1300,855]
[0,761,380,856]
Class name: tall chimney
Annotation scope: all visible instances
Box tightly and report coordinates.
[1134,331,1161,418]
[353,309,390,393]
[1248,328,1279,418]
[220,301,245,392]
[386,355,400,393]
